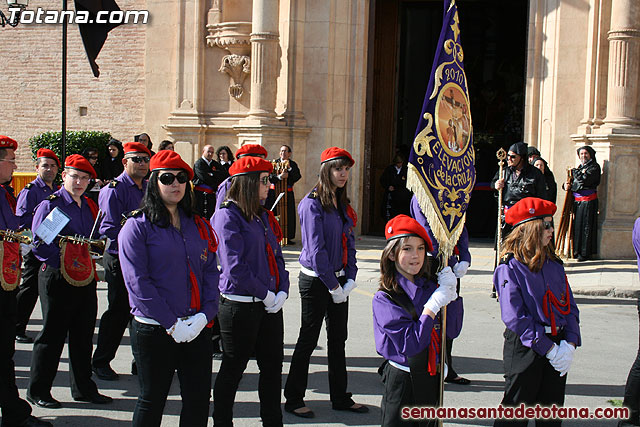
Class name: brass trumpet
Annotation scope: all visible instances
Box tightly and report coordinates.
[58,235,107,257]
[0,229,33,245]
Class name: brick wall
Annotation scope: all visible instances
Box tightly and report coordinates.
[0,0,146,172]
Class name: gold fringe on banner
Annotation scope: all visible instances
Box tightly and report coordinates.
[407,163,465,268]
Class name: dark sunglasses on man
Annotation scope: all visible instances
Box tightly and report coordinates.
[159,171,190,185]
[127,156,150,164]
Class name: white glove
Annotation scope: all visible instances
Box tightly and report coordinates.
[167,319,196,343]
[546,342,571,375]
[453,261,470,278]
[20,243,32,257]
[262,291,276,308]
[329,285,347,304]
[342,279,357,297]
[437,266,457,289]
[184,313,208,341]
[546,343,560,363]
[266,291,288,313]
[556,340,576,377]
[424,268,458,315]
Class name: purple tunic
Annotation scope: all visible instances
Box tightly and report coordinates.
[410,195,470,267]
[0,185,18,230]
[32,188,95,269]
[372,273,463,366]
[119,209,220,329]
[215,177,232,211]
[15,176,58,230]
[98,172,146,254]
[494,257,581,356]
[211,202,289,298]
[633,218,640,279]
[298,191,357,290]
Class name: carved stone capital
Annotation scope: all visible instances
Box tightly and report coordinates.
[206,21,252,55]
[219,54,251,100]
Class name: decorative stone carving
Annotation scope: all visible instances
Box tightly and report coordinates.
[219,54,251,99]
[206,21,252,55]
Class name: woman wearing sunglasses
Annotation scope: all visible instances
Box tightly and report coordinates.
[284,147,367,418]
[211,155,289,427]
[119,150,220,427]
[493,197,581,427]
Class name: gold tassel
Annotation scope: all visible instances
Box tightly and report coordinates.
[407,163,465,267]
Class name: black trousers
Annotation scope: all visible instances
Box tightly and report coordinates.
[573,199,598,258]
[93,251,131,369]
[131,320,213,427]
[445,279,462,379]
[619,297,640,426]
[28,265,99,399]
[494,331,567,427]
[284,273,354,410]
[213,298,284,427]
[380,361,438,427]
[15,251,43,336]
[0,288,32,425]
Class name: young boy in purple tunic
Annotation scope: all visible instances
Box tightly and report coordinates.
[119,151,220,427]
[373,215,460,427]
[494,197,581,427]
[211,155,289,427]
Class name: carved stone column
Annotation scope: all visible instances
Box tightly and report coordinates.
[243,0,280,124]
[602,0,640,130]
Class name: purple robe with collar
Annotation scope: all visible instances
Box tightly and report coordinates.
[373,273,463,366]
[98,171,146,254]
[15,176,58,230]
[211,202,289,298]
[119,209,220,329]
[31,187,95,269]
[0,185,18,231]
[494,257,581,356]
[298,190,357,290]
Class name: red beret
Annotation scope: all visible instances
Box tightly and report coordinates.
[505,197,557,227]
[235,144,268,159]
[36,148,60,168]
[150,150,194,180]
[229,156,273,177]
[321,147,355,166]
[65,154,97,179]
[384,215,433,252]
[123,142,151,157]
[0,136,17,150]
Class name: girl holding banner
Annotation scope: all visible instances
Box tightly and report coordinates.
[373,215,461,427]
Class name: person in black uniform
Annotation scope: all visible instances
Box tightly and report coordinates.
[0,135,52,427]
[491,142,547,239]
[216,146,234,174]
[562,146,601,261]
[193,145,226,219]
[527,146,557,203]
[14,149,60,344]
[266,145,302,244]
[380,153,412,222]
[100,138,124,183]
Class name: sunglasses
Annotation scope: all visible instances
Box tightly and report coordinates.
[507,154,518,159]
[128,156,150,164]
[542,220,554,230]
[259,176,269,185]
[159,171,189,185]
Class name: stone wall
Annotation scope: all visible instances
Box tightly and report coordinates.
[0,0,146,171]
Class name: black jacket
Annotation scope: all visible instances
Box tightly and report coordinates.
[571,159,601,192]
[491,163,547,207]
[192,158,227,189]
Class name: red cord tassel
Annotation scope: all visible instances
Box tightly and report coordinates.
[266,243,280,291]
[428,327,441,376]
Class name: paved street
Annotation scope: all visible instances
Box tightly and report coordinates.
[13,236,639,426]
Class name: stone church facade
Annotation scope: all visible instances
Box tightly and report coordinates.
[1,0,639,257]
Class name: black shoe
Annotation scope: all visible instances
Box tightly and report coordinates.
[73,393,113,404]
[131,360,137,375]
[93,365,119,381]
[577,255,588,262]
[285,406,315,418]
[15,334,33,344]
[4,415,53,427]
[333,403,369,413]
[286,240,296,246]
[26,395,61,409]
